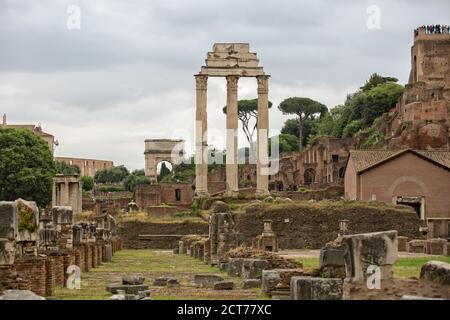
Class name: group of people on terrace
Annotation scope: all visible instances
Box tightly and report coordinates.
[414,25,450,36]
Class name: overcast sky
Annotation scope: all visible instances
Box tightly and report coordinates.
[1,0,449,170]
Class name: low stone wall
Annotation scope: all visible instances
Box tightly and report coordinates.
[235,201,422,249]
[118,221,209,249]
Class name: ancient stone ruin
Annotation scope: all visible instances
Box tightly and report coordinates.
[0,199,122,298]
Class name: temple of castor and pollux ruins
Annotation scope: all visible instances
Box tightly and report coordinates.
[1,27,450,301]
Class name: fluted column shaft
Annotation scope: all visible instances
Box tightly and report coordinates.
[226,75,239,195]
[256,75,270,195]
[195,75,209,196]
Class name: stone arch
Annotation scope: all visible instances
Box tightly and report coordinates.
[304,168,316,186]
[144,139,184,182]
[387,175,429,197]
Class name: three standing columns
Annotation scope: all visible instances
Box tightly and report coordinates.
[194,74,270,197]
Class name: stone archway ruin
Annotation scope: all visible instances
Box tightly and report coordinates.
[144,139,184,182]
[195,43,270,197]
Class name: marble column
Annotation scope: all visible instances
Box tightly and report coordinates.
[195,75,209,197]
[225,75,239,196]
[256,75,270,195]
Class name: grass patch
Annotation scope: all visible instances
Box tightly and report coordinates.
[394,256,450,278]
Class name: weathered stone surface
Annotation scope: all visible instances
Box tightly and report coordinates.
[0,239,16,265]
[261,269,303,295]
[407,240,427,253]
[106,284,149,295]
[52,206,73,225]
[0,202,18,240]
[227,258,244,277]
[420,261,450,285]
[426,239,447,255]
[320,247,345,268]
[104,244,112,262]
[290,277,343,300]
[319,246,346,278]
[153,277,171,286]
[241,279,261,289]
[341,230,398,283]
[214,280,234,290]
[397,236,409,252]
[194,274,224,288]
[241,259,269,280]
[122,275,145,285]
[167,278,180,288]
[0,289,45,300]
[211,201,229,213]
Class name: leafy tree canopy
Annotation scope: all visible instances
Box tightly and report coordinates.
[94,165,130,184]
[0,128,55,207]
[55,161,80,175]
[81,176,94,192]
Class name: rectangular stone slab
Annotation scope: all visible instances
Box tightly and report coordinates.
[0,202,18,240]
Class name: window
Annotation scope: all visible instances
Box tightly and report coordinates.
[175,189,181,201]
[332,154,339,163]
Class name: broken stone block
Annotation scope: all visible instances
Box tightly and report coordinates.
[397,236,409,252]
[106,284,149,295]
[167,278,180,288]
[0,289,45,300]
[420,261,450,285]
[173,247,179,254]
[407,240,427,253]
[227,258,243,277]
[261,269,304,296]
[0,201,18,240]
[153,277,171,286]
[52,206,73,225]
[319,247,346,278]
[0,239,16,265]
[341,230,398,283]
[241,259,269,280]
[241,279,261,289]
[194,274,224,288]
[445,243,450,256]
[214,280,234,290]
[122,275,145,285]
[290,277,343,300]
[426,239,447,255]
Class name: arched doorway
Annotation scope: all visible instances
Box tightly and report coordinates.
[156,161,173,182]
[304,168,316,186]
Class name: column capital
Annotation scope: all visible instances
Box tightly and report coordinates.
[195,74,208,90]
[257,75,270,94]
[226,75,239,91]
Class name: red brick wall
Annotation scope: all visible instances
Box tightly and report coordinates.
[356,153,450,219]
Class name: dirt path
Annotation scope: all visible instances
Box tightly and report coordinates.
[53,250,263,300]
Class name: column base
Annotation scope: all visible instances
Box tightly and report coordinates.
[194,191,210,198]
[224,190,239,198]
